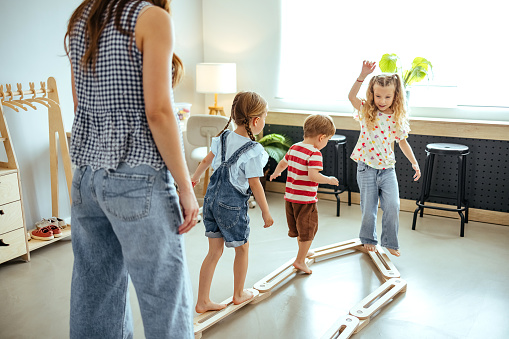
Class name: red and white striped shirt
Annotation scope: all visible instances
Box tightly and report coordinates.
[284,142,323,204]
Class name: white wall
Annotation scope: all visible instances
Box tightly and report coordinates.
[0,0,204,228]
[202,0,281,116]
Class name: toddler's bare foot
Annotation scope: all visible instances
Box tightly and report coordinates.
[233,289,254,305]
[195,301,227,313]
[306,250,315,257]
[363,244,377,252]
[293,261,312,274]
[386,248,401,257]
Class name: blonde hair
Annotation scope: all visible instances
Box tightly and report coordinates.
[65,0,184,87]
[218,91,268,141]
[361,73,407,131]
[303,113,336,138]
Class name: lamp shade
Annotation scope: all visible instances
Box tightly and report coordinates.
[196,63,237,94]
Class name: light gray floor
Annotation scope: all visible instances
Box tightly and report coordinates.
[1,192,509,339]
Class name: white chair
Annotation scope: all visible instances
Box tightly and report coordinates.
[187,114,231,196]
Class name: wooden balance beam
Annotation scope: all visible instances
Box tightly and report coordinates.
[320,315,360,339]
[308,238,363,261]
[350,278,407,329]
[194,288,260,339]
[253,257,315,293]
[367,245,401,281]
[194,239,404,338]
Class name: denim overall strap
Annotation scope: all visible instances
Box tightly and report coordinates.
[220,130,232,162]
[225,141,257,167]
[218,130,258,168]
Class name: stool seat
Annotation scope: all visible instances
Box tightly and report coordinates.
[330,134,346,143]
[426,143,469,155]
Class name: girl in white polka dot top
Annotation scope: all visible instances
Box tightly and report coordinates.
[348,60,421,257]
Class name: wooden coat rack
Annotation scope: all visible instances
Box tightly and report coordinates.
[0,77,72,260]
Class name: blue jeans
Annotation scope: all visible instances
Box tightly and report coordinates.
[356,161,400,250]
[70,163,193,339]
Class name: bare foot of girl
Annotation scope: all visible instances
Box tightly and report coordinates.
[293,261,312,274]
[386,248,401,257]
[195,301,227,314]
[233,289,254,305]
[363,244,377,252]
[306,250,315,257]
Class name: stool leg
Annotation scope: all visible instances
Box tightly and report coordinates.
[342,142,351,206]
[335,142,341,217]
[413,153,430,230]
[465,200,469,223]
[459,211,465,237]
[457,155,466,236]
[462,154,469,223]
[335,193,340,217]
[420,152,433,218]
[412,207,420,230]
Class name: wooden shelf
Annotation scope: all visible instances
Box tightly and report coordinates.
[0,168,17,175]
[28,226,71,252]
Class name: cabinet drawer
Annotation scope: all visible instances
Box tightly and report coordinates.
[0,173,20,205]
[0,228,27,263]
[0,200,24,234]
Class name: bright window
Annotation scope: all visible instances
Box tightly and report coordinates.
[277,0,507,112]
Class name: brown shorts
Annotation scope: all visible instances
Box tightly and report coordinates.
[285,200,318,242]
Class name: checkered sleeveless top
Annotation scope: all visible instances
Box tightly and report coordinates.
[69,1,176,171]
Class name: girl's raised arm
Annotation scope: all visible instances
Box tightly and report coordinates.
[348,60,376,111]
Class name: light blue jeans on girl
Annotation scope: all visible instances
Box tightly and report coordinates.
[356,161,400,250]
[70,163,193,339]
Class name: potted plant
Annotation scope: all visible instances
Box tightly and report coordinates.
[257,133,293,188]
[379,53,433,102]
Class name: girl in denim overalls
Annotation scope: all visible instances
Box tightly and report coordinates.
[348,61,421,257]
[191,92,274,313]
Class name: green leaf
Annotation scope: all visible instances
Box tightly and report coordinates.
[404,65,431,87]
[258,133,292,148]
[263,145,288,163]
[379,53,399,73]
[411,57,433,71]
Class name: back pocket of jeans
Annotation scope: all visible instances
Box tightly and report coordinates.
[216,202,241,230]
[103,172,155,221]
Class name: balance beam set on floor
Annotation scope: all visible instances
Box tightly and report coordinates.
[193,238,406,338]
[320,315,360,339]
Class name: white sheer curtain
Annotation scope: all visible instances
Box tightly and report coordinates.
[277,0,507,110]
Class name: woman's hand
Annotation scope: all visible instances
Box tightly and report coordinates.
[178,186,200,234]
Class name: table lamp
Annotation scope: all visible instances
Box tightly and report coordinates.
[196,63,237,116]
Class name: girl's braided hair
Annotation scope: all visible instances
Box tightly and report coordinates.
[217,91,268,141]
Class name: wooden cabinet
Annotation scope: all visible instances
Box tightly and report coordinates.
[0,169,29,263]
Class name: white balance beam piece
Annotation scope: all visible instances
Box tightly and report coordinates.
[193,288,259,337]
[253,257,314,293]
[367,245,401,280]
[349,278,407,320]
[320,315,359,339]
[308,238,363,261]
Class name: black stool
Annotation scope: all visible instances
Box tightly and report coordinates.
[318,134,351,216]
[412,143,470,237]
